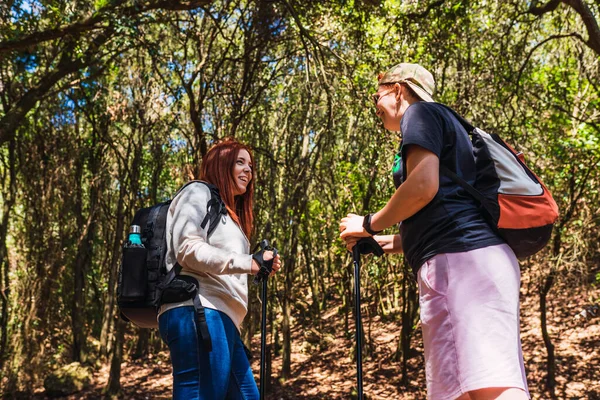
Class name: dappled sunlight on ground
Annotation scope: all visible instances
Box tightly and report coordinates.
[519,271,600,400]
[33,267,599,399]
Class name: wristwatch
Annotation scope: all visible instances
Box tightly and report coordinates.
[362,213,382,235]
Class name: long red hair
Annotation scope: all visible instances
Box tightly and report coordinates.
[199,138,254,238]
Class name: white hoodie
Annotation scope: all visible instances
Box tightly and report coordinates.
[158,182,253,330]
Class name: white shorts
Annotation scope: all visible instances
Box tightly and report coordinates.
[417,244,530,400]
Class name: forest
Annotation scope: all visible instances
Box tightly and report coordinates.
[0,0,599,399]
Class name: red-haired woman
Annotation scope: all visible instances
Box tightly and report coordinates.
[159,138,281,399]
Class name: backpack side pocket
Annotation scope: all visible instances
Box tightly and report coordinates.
[119,246,149,302]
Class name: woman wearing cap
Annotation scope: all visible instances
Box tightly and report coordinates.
[339,63,529,400]
[159,138,281,399]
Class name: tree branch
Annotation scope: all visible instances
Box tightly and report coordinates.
[0,30,113,146]
[0,0,213,54]
[405,0,447,19]
[563,0,600,56]
[0,0,217,147]
[516,32,584,93]
[527,0,562,15]
[527,0,600,57]
[382,0,447,45]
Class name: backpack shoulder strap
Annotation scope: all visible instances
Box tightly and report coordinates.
[201,182,226,238]
[175,180,226,239]
[439,165,487,205]
[144,204,162,242]
[173,179,205,197]
[437,103,476,134]
[435,105,495,211]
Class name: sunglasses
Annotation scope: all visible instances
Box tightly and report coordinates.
[371,87,397,106]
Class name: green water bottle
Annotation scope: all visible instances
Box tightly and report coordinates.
[128,225,144,247]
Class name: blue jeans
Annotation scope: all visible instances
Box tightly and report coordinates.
[159,306,259,400]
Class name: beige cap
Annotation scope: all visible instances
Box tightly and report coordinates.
[378,63,435,102]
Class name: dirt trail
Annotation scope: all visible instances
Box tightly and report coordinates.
[35,275,599,399]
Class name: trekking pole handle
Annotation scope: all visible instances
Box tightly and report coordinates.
[252,239,278,285]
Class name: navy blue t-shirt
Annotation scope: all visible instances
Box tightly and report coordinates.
[393,102,503,274]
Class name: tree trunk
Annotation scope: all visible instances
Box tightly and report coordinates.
[71,138,100,363]
[280,253,294,380]
[99,187,126,357]
[395,260,419,385]
[0,138,16,371]
[0,231,9,371]
[281,220,300,380]
[72,248,88,363]
[303,245,321,318]
[342,264,350,338]
[539,231,562,395]
[133,329,150,359]
[540,270,556,395]
[105,317,126,398]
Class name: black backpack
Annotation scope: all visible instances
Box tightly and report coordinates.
[117,181,226,334]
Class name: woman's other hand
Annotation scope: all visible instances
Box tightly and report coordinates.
[344,236,360,252]
[345,234,403,254]
[374,234,403,254]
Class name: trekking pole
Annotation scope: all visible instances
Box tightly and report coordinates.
[252,239,278,400]
[350,237,384,400]
[259,276,268,400]
[352,244,364,400]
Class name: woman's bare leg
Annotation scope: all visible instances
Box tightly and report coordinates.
[467,387,528,400]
